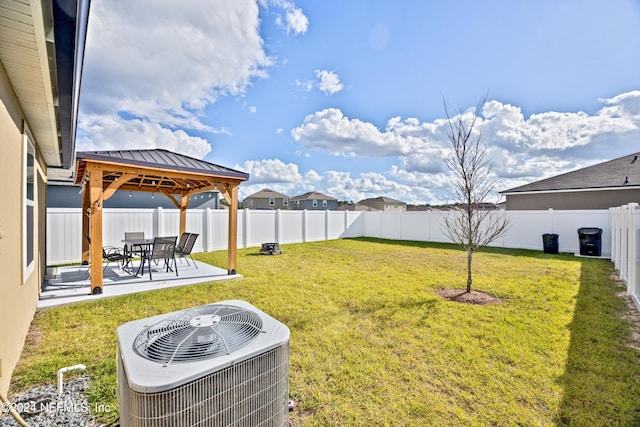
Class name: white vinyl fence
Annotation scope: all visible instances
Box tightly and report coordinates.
[47,207,611,265]
[610,203,640,309]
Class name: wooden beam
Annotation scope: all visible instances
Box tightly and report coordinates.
[179,193,189,236]
[161,190,181,209]
[102,172,138,201]
[89,167,104,294]
[85,161,235,183]
[227,184,239,274]
[217,182,232,205]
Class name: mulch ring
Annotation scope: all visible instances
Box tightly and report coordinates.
[437,289,502,305]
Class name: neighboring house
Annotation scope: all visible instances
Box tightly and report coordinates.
[357,196,407,212]
[501,152,640,210]
[406,205,432,212]
[47,168,221,209]
[291,191,338,210]
[0,0,90,395]
[243,188,290,210]
[338,202,375,211]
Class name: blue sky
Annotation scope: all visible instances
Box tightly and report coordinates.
[77,0,640,204]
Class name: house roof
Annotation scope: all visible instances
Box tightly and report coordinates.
[358,196,406,204]
[0,0,91,168]
[291,191,337,201]
[502,152,640,194]
[244,188,289,200]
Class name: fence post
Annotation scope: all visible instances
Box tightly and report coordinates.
[275,209,281,243]
[325,210,329,241]
[620,205,629,281]
[344,210,349,237]
[302,209,308,242]
[612,207,618,268]
[156,207,163,237]
[627,203,638,295]
[615,207,623,270]
[203,208,210,252]
[243,209,249,248]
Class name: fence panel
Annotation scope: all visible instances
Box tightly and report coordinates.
[47,208,83,264]
[342,211,364,238]
[245,210,277,247]
[305,211,327,242]
[327,211,346,240]
[279,210,304,244]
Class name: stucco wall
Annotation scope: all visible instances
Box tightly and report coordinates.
[506,189,640,210]
[0,64,43,395]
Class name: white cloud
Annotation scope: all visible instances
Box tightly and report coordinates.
[238,158,302,183]
[286,7,309,34]
[290,91,640,201]
[77,115,212,159]
[315,70,344,95]
[295,79,315,92]
[291,108,417,156]
[268,0,308,35]
[81,0,272,131]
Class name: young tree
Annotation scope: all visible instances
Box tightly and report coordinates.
[442,96,509,293]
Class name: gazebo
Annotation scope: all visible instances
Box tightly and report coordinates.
[73,149,249,294]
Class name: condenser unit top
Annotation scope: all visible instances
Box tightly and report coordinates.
[117,300,290,392]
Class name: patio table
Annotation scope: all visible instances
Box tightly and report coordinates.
[122,238,155,278]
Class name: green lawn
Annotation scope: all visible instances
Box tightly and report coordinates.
[11,238,640,426]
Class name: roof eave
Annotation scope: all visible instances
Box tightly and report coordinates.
[54,0,91,168]
[501,185,640,196]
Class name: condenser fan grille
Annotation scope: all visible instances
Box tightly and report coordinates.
[133,304,264,364]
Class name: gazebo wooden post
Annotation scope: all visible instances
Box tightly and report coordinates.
[88,165,104,294]
[81,184,90,264]
[227,184,239,275]
[179,193,189,236]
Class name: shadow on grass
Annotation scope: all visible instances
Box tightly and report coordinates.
[556,259,640,425]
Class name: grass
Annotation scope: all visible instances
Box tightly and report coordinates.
[10,238,640,425]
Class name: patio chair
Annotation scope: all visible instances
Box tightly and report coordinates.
[124,232,146,260]
[175,233,199,268]
[86,236,130,272]
[175,232,191,253]
[148,236,178,280]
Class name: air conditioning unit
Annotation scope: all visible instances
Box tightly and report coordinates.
[117,300,290,427]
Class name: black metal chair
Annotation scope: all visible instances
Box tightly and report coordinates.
[148,236,178,280]
[175,232,191,253]
[86,236,130,272]
[175,233,199,268]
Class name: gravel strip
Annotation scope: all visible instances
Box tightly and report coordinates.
[0,377,105,427]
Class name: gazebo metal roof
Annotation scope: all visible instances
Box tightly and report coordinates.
[75,149,248,195]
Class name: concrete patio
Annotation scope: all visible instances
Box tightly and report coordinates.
[39,259,242,309]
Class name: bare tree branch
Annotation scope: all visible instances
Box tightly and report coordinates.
[441,95,509,292]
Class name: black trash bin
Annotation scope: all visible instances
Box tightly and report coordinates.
[577,227,602,256]
[542,233,559,254]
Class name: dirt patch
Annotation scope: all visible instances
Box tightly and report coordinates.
[611,272,640,352]
[437,289,502,305]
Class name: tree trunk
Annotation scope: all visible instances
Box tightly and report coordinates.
[466,247,473,293]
